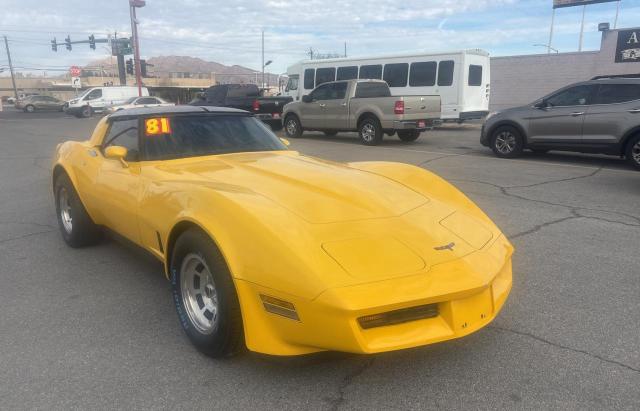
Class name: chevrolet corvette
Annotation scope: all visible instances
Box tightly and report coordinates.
[52,106,513,357]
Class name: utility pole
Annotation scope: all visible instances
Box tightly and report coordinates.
[3,36,18,100]
[129,0,145,96]
[261,29,265,89]
[548,8,556,54]
[578,4,586,52]
[614,0,620,29]
[344,42,347,57]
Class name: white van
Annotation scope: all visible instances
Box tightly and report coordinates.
[284,49,490,121]
[66,86,149,118]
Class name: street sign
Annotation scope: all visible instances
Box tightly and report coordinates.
[71,77,82,89]
[69,66,81,77]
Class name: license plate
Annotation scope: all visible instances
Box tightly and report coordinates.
[272,113,280,119]
[418,120,426,128]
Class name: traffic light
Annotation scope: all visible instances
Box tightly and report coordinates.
[51,38,57,52]
[126,58,134,75]
[65,35,72,51]
[88,35,95,50]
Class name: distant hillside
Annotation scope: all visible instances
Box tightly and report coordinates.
[84,55,279,85]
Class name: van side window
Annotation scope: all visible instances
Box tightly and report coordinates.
[84,89,103,101]
[383,63,409,87]
[359,65,382,80]
[304,69,315,90]
[315,68,336,86]
[337,66,358,81]
[468,65,483,86]
[409,62,437,87]
[437,61,455,86]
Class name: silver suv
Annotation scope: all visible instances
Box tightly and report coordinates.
[481,77,640,170]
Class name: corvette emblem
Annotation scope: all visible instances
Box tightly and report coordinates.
[434,242,456,251]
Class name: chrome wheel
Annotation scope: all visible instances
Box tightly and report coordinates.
[494,131,517,154]
[361,123,375,142]
[286,119,297,136]
[181,253,219,334]
[58,187,73,234]
[632,141,640,165]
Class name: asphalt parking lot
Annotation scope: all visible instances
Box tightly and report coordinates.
[1,107,638,410]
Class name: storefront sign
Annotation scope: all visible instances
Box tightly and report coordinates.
[616,29,640,63]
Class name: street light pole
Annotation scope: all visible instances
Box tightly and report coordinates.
[129,0,145,97]
[261,29,265,89]
[3,36,19,100]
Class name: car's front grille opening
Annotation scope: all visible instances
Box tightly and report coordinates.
[358,303,439,330]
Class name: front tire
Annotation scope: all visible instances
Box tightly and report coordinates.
[626,135,640,171]
[397,130,421,142]
[358,116,383,145]
[491,126,524,158]
[170,229,244,358]
[54,173,102,247]
[284,115,303,138]
[81,105,92,118]
[25,105,35,113]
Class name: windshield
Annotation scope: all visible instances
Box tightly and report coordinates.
[141,115,287,161]
[123,97,138,104]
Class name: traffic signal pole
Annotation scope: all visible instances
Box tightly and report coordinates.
[129,2,143,97]
[3,36,19,100]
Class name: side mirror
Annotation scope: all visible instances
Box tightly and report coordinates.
[104,145,129,168]
[279,137,291,147]
[302,95,313,103]
[535,100,550,109]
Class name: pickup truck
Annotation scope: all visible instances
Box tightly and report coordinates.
[191,84,292,130]
[282,79,441,145]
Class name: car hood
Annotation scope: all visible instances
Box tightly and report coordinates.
[152,151,428,224]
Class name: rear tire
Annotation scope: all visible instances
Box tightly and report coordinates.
[25,105,35,113]
[284,115,303,138]
[490,126,524,158]
[626,135,640,171]
[170,229,245,358]
[54,173,102,248]
[358,116,383,146]
[397,130,421,142]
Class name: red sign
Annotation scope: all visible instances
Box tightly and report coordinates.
[69,66,81,77]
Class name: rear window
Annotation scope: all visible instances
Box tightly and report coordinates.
[437,60,455,87]
[596,84,640,104]
[337,66,358,81]
[383,63,409,87]
[315,67,336,86]
[409,62,437,87]
[304,69,315,90]
[359,65,382,80]
[468,65,483,86]
[141,115,286,161]
[227,85,259,98]
[354,82,391,98]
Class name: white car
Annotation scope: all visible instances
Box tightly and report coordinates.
[104,96,174,114]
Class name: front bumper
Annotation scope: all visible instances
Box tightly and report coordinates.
[235,235,513,355]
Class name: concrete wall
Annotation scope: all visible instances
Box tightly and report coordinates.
[490,28,640,111]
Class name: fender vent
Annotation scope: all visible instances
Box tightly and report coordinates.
[358,303,439,329]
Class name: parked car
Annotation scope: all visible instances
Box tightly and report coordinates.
[104,96,174,115]
[191,84,292,130]
[481,77,640,170]
[66,86,150,118]
[282,79,441,145]
[15,95,65,112]
[51,105,512,357]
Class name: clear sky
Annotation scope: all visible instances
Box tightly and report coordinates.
[1,0,639,76]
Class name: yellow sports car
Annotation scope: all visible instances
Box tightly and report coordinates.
[52,106,513,358]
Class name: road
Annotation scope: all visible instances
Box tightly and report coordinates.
[1,108,639,410]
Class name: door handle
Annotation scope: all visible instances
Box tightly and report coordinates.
[341,102,347,107]
[628,108,640,113]
[571,112,584,116]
